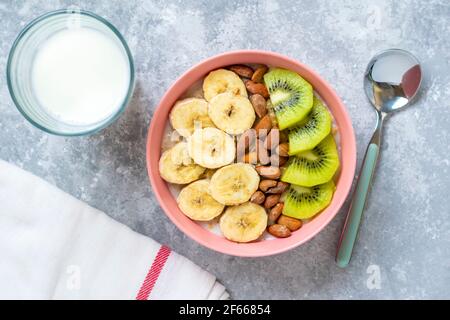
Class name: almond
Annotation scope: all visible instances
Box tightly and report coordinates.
[228,65,254,78]
[250,94,267,118]
[256,140,270,165]
[237,129,256,151]
[241,151,258,164]
[276,143,289,157]
[250,191,265,205]
[253,115,272,135]
[279,156,288,167]
[236,131,254,162]
[259,179,278,192]
[255,166,281,179]
[266,181,289,194]
[264,194,280,209]
[277,215,302,231]
[264,129,280,150]
[269,153,288,167]
[268,203,283,223]
[251,65,268,83]
[279,129,288,143]
[267,224,291,238]
[245,80,269,98]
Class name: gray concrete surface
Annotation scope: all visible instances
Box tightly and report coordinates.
[1,0,449,299]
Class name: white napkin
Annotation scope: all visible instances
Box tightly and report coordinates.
[0,160,229,300]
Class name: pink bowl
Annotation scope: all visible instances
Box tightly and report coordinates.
[146,50,356,257]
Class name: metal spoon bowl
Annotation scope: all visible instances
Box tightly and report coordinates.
[336,49,422,268]
[365,49,422,113]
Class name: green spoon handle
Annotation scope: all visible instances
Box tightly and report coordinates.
[336,111,384,268]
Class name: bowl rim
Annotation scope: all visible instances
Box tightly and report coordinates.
[146,50,356,257]
[6,8,135,136]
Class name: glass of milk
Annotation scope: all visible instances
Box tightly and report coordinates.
[7,9,135,136]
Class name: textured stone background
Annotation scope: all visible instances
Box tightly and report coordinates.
[1,0,449,299]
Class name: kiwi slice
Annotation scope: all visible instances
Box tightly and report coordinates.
[264,68,313,130]
[283,181,335,219]
[281,134,339,186]
[288,97,332,155]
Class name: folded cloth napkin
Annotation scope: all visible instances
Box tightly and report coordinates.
[0,160,228,300]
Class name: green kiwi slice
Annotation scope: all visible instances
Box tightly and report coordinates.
[281,134,339,186]
[288,97,332,155]
[283,181,335,219]
[264,68,313,130]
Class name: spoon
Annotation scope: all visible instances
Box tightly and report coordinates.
[336,49,422,268]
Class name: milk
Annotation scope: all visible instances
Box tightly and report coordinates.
[31,27,130,125]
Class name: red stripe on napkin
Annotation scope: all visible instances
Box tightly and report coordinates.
[136,245,171,300]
